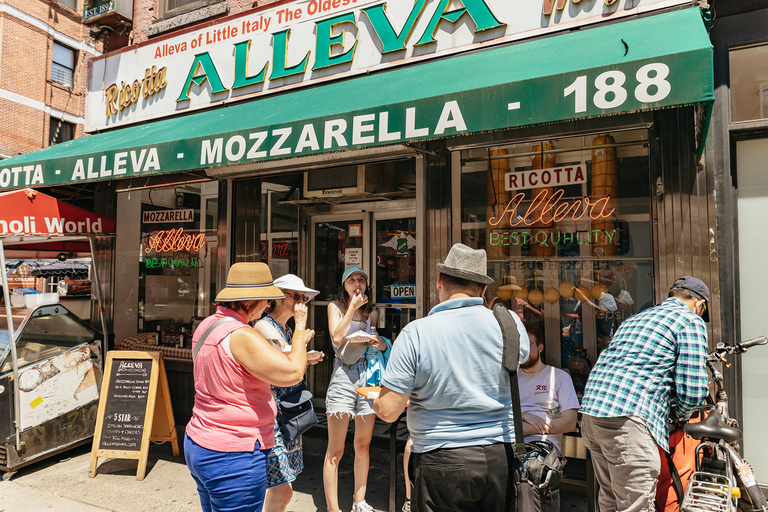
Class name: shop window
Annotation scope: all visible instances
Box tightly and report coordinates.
[49,118,75,145]
[125,182,219,332]
[458,129,653,379]
[159,0,215,18]
[57,0,77,10]
[260,181,300,278]
[729,43,768,122]
[51,42,76,88]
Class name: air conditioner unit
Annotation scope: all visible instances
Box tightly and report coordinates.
[304,164,393,198]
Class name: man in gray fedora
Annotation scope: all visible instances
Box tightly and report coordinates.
[375,243,529,512]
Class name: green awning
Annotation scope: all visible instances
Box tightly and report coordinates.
[0,7,713,191]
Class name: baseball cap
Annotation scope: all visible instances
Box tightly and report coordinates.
[670,276,710,322]
[342,266,368,283]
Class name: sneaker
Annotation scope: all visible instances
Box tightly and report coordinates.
[351,500,375,512]
[402,501,411,512]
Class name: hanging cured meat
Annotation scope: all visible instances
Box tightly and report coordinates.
[591,134,618,257]
[531,142,556,257]
[487,148,510,259]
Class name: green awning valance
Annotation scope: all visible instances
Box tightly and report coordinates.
[0,7,713,191]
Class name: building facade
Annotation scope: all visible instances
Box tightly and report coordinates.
[3,0,744,489]
[708,0,768,489]
[0,0,101,160]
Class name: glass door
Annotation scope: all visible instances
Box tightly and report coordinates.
[372,212,417,343]
[309,214,369,398]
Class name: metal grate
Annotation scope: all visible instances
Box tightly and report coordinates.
[305,166,358,191]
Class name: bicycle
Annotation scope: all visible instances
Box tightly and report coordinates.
[679,336,768,512]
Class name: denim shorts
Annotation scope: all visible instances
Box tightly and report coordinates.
[325,358,374,418]
[184,433,271,512]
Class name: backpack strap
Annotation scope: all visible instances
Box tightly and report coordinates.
[492,303,527,465]
[193,316,241,363]
[665,447,685,505]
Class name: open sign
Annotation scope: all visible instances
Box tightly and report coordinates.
[391,284,416,299]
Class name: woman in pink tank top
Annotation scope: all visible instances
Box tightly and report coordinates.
[184,263,315,512]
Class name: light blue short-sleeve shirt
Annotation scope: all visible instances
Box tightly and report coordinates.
[381,297,529,453]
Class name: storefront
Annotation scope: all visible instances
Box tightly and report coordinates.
[708,5,768,489]
[0,0,716,460]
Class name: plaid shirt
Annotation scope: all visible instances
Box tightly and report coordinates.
[580,298,708,451]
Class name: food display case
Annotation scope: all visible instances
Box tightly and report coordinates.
[0,304,102,477]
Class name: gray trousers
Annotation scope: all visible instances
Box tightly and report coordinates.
[581,415,661,512]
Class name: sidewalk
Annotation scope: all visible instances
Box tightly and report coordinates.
[0,426,589,512]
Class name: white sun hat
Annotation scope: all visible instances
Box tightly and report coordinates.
[272,274,320,301]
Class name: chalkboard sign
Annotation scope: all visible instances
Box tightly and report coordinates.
[89,351,179,480]
[100,358,152,450]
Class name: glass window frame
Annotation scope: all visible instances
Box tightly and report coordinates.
[51,42,76,88]
[49,117,75,145]
[728,40,768,124]
[452,128,656,368]
[260,183,300,279]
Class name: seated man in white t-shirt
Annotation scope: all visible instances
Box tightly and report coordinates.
[518,324,580,454]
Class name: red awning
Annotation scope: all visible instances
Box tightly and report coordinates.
[0,188,115,236]
[0,188,115,250]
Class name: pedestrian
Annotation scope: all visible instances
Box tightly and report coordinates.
[580,276,710,512]
[375,243,529,512]
[185,262,315,512]
[518,323,579,454]
[324,266,387,512]
[253,274,323,512]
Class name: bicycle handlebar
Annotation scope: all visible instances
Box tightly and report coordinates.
[707,336,767,364]
[738,336,768,350]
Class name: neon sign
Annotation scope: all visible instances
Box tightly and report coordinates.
[489,228,617,248]
[260,241,292,260]
[144,227,207,255]
[145,257,204,269]
[488,189,615,227]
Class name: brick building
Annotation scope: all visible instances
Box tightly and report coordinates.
[0,0,102,160]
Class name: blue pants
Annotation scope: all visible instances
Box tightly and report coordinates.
[184,433,271,512]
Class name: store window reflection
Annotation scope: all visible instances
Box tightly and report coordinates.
[460,130,654,393]
[260,181,300,278]
[136,182,219,334]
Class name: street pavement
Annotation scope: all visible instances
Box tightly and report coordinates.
[0,427,589,512]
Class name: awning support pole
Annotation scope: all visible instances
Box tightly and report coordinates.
[88,237,110,357]
[0,241,23,451]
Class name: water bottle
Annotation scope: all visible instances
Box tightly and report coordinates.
[368,327,381,385]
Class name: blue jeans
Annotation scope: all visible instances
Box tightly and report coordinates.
[184,433,271,512]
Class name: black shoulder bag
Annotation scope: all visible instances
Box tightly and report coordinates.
[493,304,567,512]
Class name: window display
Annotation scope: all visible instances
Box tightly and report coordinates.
[133,182,218,334]
[460,129,654,370]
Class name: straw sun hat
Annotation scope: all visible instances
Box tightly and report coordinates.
[215,262,284,302]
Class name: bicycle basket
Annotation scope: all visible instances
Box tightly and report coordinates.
[680,471,732,512]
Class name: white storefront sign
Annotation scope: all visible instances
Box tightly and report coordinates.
[86,0,686,132]
[141,209,195,223]
[391,284,416,299]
